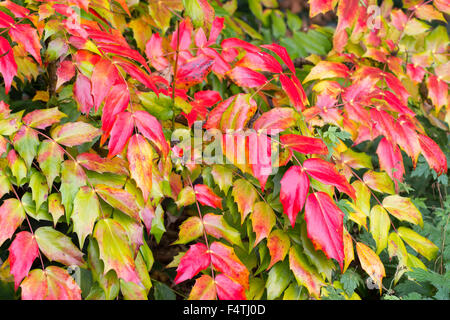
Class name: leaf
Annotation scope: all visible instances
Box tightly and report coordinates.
[232,179,258,223]
[194,184,223,209]
[303,158,356,199]
[174,216,203,245]
[7,149,27,186]
[267,229,290,269]
[362,170,395,195]
[120,280,147,300]
[236,51,283,73]
[48,193,64,227]
[387,232,408,266]
[210,241,249,290]
[93,219,140,284]
[0,198,25,246]
[382,195,423,227]
[9,231,39,290]
[148,0,183,32]
[250,202,276,246]
[355,242,385,293]
[35,227,85,267]
[279,74,307,111]
[215,274,246,300]
[397,227,439,261]
[253,108,298,131]
[9,24,42,65]
[418,134,447,176]
[73,73,94,114]
[227,66,267,88]
[55,60,75,90]
[261,43,295,73]
[211,165,233,194]
[23,107,67,129]
[203,213,242,247]
[174,243,210,284]
[60,160,87,218]
[369,205,390,255]
[304,61,349,83]
[176,55,214,88]
[309,0,335,17]
[188,274,216,300]
[29,171,48,212]
[21,266,81,300]
[12,126,39,169]
[280,165,310,227]
[133,110,170,157]
[51,122,101,147]
[101,84,130,137]
[289,246,324,299]
[376,138,404,187]
[77,152,128,176]
[219,93,257,131]
[0,36,18,94]
[266,260,292,300]
[351,181,371,217]
[280,134,328,155]
[127,134,153,203]
[72,186,100,248]
[145,33,168,71]
[95,184,141,221]
[343,227,354,273]
[91,58,120,110]
[304,192,345,268]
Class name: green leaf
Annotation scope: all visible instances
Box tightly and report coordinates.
[12,126,39,169]
[37,140,64,189]
[150,204,165,244]
[35,226,86,267]
[266,260,292,300]
[60,160,87,220]
[29,170,48,213]
[72,186,100,248]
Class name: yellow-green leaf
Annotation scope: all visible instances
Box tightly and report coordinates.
[398,227,439,261]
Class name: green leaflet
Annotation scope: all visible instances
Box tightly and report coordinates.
[72,186,100,248]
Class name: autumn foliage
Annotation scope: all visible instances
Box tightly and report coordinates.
[0,0,448,300]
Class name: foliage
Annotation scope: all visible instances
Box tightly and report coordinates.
[0,0,448,300]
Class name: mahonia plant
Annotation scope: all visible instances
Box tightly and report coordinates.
[0,0,448,300]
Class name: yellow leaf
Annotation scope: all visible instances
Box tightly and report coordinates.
[32,91,49,102]
[387,232,408,266]
[369,205,390,254]
[382,195,423,227]
[343,227,354,273]
[356,242,385,293]
[398,227,439,261]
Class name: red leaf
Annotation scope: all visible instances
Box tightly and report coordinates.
[175,243,211,284]
[208,17,224,45]
[73,73,94,114]
[0,36,17,94]
[194,184,223,209]
[248,132,273,191]
[101,84,130,139]
[145,33,168,71]
[0,10,14,28]
[0,198,25,246]
[236,51,283,73]
[253,107,298,132]
[176,55,214,88]
[215,274,246,300]
[91,58,120,110]
[107,111,134,158]
[127,134,153,202]
[279,74,306,111]
[309,0,335,17]
[406,64,425,83]
[418,134,447,176]
[9,24,42,65]
[280,166,310,227]
[227,66,267,88]
[113,56,159,93]
[304,192,345,269]
[280,134,328,155]
[303,158,356,199]
[427,75,448,112]
[221,38,260,53]
[261,43,295,74]
[9,231,39,290]
[394,116,421,165]
[376,138,405,189]
[133,110,170,157]
[56,60,75,90]
[210,242,249,289]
